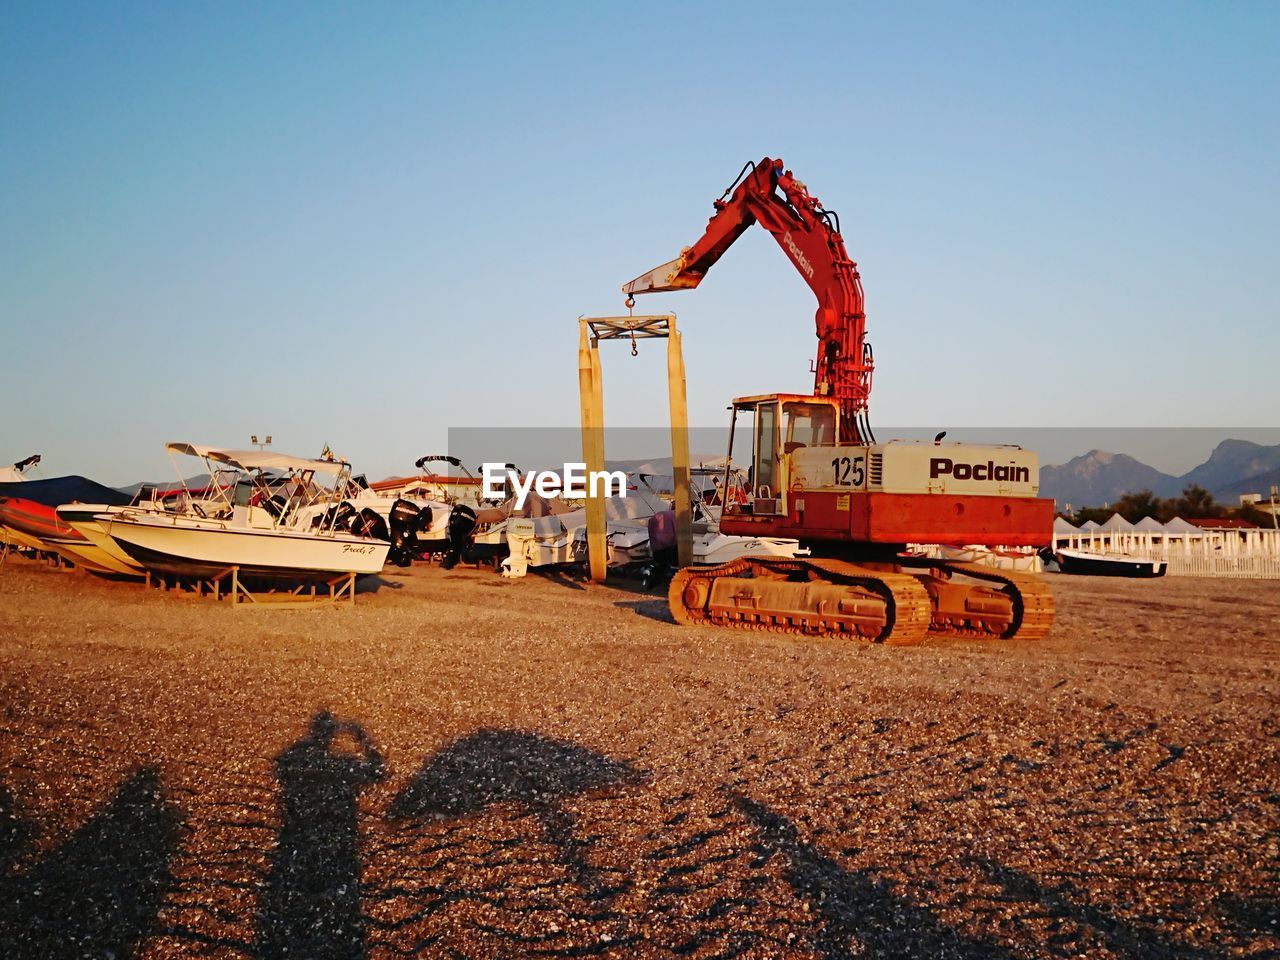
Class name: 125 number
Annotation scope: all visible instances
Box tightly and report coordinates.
[831,455,865,487]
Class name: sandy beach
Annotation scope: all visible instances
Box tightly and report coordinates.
[1,559,1277,958]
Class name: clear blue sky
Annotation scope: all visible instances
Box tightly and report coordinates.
[2,2,1277,483]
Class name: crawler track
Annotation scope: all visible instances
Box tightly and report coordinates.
[929,562,1055,641]
[669,557,1054,644]
[669,556,933,645]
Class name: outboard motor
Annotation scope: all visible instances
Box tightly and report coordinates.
[314,500,355,531]
[440,503,478,570]
[386,498,422,567]
[355,507,389,542]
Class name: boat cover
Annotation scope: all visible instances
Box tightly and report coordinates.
[0,476,131,508]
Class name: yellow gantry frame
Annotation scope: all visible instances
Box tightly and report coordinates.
[577,314,692,581]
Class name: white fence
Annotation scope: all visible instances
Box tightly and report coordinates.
[1054,528,1280,579]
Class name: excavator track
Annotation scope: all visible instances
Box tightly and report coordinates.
[915,562,1055,642]
[668,557,1054,644]
[668,556,933,646]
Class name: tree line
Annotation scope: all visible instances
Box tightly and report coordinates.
[1064,484,1274,526]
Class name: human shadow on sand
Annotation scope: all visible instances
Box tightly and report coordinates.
[733,793,1017,960]
[389,729,643,900]
[0,768,179,959]
[971,857,1221,959]
[255,711,386,960]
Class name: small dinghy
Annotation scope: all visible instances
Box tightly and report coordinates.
[1054,548,1167,578]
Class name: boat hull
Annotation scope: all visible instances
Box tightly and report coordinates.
[0,497,134,575]
[1,523,47,552]
[56,506,147,576]
[1055,549,1167,578]
[104,515,390,581]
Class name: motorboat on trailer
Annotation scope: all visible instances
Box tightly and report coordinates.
[1053,547,1167,578]
[102,510,390,580]
[97,445,391,582]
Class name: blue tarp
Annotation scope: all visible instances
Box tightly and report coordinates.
[0,476,132,507]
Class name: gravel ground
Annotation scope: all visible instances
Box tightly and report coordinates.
[0,558,1277,958]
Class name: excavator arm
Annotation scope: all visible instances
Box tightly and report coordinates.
[624,157,874,441]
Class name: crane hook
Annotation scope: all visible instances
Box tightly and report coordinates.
[625,295,635,311]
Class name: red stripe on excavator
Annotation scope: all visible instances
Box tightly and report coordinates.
[721,491,1054,547]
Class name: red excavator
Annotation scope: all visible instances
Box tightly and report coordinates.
[624,157,1054,644]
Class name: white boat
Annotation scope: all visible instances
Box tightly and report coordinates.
[102,510,389,580]
[1054,547,1167,578]
[96,444,391,581]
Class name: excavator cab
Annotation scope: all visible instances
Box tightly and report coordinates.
[724,394,840,517]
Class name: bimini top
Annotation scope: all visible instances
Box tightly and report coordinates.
[165,442,349,476]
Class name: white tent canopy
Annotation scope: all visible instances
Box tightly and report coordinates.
[1163,517,1204,535]
[1101,513,1135,532]
[1078,520,1101,532]
[1053,517,1078,535]
[1134,516,1166,532]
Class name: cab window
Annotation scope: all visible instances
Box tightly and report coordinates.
[782,401,836,452]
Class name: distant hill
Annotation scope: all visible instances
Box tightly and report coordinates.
[1216,466,1280,500]
[1041,440,1280,508]
[1179,439,1280,494]
[1039,451,1180,508]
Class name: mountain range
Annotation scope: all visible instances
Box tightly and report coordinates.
[1040,439,1280,509]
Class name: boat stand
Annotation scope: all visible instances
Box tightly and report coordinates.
[143,567,359,605]
[228,568,358,607]
[145,568,230,599]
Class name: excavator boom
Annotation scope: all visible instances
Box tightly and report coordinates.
[624,157,873,441]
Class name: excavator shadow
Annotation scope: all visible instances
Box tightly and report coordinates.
[613,596,676,624]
